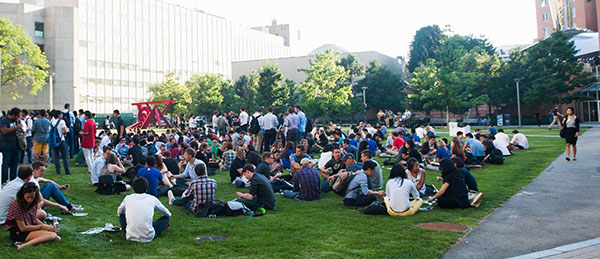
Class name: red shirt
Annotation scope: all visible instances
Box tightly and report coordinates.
[393,137,405,150]
[82,119,97,149]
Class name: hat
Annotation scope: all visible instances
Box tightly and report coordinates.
[341,153,355,161]
[300,158,313,166]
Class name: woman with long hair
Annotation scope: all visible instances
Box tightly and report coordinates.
[561,107,580,161]
[428,158,470,209]
[406,158,426,195]
[385,164,422,214]
[451,138,465,162]
[281,141,295,170]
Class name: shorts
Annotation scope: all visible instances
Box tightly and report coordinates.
[33,140,49,154]
[8,227,30,242]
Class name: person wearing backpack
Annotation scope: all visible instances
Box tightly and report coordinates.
[62,103,75,158]
[249,108,264,153]
[343,160,384,207]
[49,110,71,175]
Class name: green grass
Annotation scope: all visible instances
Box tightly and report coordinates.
[0,136,566,258]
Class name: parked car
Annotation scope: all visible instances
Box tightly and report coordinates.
[195,116,208,128]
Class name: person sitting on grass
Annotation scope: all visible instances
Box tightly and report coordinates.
[451,157,478,192]
[255,152,292,192]
[117,177,171,243]
[229,147,247,184]
[405,158,426,197]
[5,182,60,250]
[168,163,216,214]
[343,160,385,207]
[91,146,113,186]
[31,162,84,212]
[235,164,276,211]
[0,166,34,225]
[136,156,167,197]
[283,158,321,201]
[399,139,422,163]
[99,154,131,193]
[463,133,485,162]
[320,147,346,181]
[219,142,235,171]
[385,131,404,156]
[385,163,422,213]
[428,159,470,209]
[435,140,451,163]
[290,145,311,175]
[360,150,383,190]
[420,136,437,163]
[510,130,529,150]
[172,148,205,186]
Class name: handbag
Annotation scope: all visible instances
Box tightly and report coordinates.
[559,127,566,138]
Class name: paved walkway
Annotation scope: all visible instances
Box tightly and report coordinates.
[444,127,600,259]
[509,237,600,259]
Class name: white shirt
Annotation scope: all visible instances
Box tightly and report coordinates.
[117,193,171,243]
[262,113,279,130]
[100,135,111,150]
[385,178,419,213]
[493,139,511,156]
[91,156,106,184]
[239,111,249,126]
[406,169,426,194]
[511,133,529,149]
[496,132,510,144]
[366,127,377,136]
[415,127,425,139]
[183,159,206,180]
[24,116,33,137]
[0,178,26,224]
[188,117,196,129]
[212,115,219,128]
[50,118,68,141]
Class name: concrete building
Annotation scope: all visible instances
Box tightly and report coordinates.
[232,44,409,84]
[0,0,291,113]
[535,0,598,41]
[252,19,300,48]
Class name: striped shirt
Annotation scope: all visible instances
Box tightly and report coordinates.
[187,176,217,212]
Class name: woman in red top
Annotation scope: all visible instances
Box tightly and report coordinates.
[5,182,61,250]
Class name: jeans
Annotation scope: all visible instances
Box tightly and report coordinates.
[343,194,376,207]
[320,182,332,193]
[73,132,80,155]
[40,183,70,207]
[2,143,19,183]
[119,214,170,240]
[282,190,299,200]
[173,196,192,210]
[66,128,74,158]
[82,148,94,173]
[19,136,33,163]
[53,141,71,174]
[298,131,305,141]
[235,197,260,211]
[271,180,293,192]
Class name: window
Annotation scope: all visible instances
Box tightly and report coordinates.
[34,22,44,38]
[542,12,549,22]
[541,0,548,8]
[543,27,551,37]
[572,8,576,18]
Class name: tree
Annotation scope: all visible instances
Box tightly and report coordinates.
[407,25,444,73]
[233,72,259,110]
[283,79,299,108]
[298,50,352,118]
[256,64,289,112]
[148,73,191,115]
[0,18,49,99]
[186,73,229,116]
[337,54,365,85]
[521,31,596,105]
[356,61,406,111]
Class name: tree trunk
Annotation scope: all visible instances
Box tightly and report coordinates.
[446,105,450,125]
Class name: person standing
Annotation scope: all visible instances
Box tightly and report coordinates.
[249,108,264,153]
[113,110,126,145]
[62,103,76,158]
[50,110,71,175]
[562,107,580,161]
[284,107,299,144]
[22,110,34,164]
[80,111,97,174]
[239,108,249,132]
[262,108,279,152]
[295,105,307,141]
[31,110,50,165]
[534,111,541,127]
[1,108,22,183]
[548,105,563,130]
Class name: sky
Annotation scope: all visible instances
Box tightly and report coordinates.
[191,0,538,58]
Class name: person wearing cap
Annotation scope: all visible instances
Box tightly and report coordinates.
[283,158,320,201]
[343,160,384,207]
[235,164,276,210]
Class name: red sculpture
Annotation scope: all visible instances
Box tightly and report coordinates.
[127,100,175,129]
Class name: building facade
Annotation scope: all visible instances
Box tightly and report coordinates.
[535,0,598,41]
[0,0,291,113]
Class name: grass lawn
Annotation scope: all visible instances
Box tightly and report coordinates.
[0,136,567,258]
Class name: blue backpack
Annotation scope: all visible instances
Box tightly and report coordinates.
[48,119,62,148]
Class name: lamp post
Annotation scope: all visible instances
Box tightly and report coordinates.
[49,72,55,110]
[361,86,368,122]
[514,78,522,127]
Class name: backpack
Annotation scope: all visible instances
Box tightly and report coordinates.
[48,119,62,148]
[96,175,116,195]
[124,164,144,180]
[249,115,261,135]
[63,111,72,127]
[489,149,504,165]
[73,118,83,133]
[146,143,157,156]
[330,171,359,196]
[305,118,313,134]
[16,127,26,151]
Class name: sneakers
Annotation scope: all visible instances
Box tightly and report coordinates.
[566,157,571,161]
[469,192,484,208]
[167,190,175,206]
[71,204,84,211]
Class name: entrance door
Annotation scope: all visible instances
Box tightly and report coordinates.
[582,101,599,122]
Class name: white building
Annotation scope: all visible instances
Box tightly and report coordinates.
[0,0,291,113]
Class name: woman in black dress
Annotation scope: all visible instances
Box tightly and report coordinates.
[428,158,470,209]
[562,107,580,161]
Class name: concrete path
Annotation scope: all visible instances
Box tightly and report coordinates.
[444,127,600,259]
[509,237,600,259]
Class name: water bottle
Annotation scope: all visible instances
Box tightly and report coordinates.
[53,219,60,233]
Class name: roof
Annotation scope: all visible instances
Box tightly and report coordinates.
[577,82,600,93]
[307,44,350,56]
[569,32,599,58]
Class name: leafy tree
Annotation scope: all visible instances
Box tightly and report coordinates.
[283,79,299,108]
[220,79,242,112]
[521,31,595,105]
[356,61,406,111]
[298,50,352,118]
[233,72,259,110]
[186,73,229,116]
[0,18,49,99]
[337,54,365,85]
[407,25,444,73]
[256,64,289,112]
[148,73,191,115]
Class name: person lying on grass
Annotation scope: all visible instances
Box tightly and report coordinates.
[427,159,470,209]
[5,182,60,250]
[117,177,171,243]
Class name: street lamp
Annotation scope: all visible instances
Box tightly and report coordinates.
[361,86,368,122]
[514,78,522,127]
[49,72,56,110]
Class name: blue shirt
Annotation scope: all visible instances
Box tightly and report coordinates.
[344,145,358,158]
[290,153,311,164]
[408,134,421,143]
[436,147,451,160]
[137,167,163,197]
[488,127,497,136]
[297,111,307,132]
[349,139,358,147]
[366,139,377,157]
[465,138,485,157]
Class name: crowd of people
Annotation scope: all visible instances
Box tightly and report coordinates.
[0,103,572,249]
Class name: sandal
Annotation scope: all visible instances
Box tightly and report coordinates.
[10,241,23,250]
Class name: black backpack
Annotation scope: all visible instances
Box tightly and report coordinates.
[249,115,261,134]
[489,149,504,165]
[96,175,116,195]
[305,118,313,134]
[63,111,72,127]
[73,118,83,133]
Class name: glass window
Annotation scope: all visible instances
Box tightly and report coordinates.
[34,22,44,38]
[543,27,551,37]
[572,8,576,19]
[541,0,548,8]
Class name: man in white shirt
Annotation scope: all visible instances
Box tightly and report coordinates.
[0,165,33,224]
[415,124,426,140]
[495,129,511,144]
[188,114,196,130]
[239,108,249,132]
[117,177,171,243]
[91,146,113,185]
[22,110,34,164]
[492,135,511,156]
[262,108,279,152]
[211,110,219,133]
[511,130,530,150]
[50,110,71,175]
